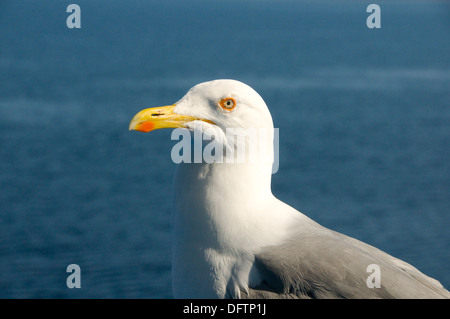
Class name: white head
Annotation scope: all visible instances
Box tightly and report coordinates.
[175,79,273,132]
[129,79,275,165]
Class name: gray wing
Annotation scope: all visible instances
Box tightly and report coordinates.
[244,224,450,299]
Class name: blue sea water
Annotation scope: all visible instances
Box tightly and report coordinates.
[0,0,449,298]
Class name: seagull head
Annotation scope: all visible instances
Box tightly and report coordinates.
[129,79,273,136]
[129,79,276,168]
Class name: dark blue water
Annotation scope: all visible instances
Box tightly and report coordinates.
[0,0,449,298]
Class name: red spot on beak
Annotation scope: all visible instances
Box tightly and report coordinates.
[135,121,155,132]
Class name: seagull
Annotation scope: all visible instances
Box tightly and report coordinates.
[129,79,450,299]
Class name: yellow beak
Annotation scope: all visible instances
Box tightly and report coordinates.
[129,104,213,133]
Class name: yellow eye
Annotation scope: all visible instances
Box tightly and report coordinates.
[219,97,236,111]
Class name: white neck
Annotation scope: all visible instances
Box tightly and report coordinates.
[171,160,295,298]
[173,162,273,244]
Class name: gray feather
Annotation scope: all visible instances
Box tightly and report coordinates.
[243,223,450,299]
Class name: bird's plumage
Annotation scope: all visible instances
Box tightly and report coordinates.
[129,79,450,299]
[247,220,449,298]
